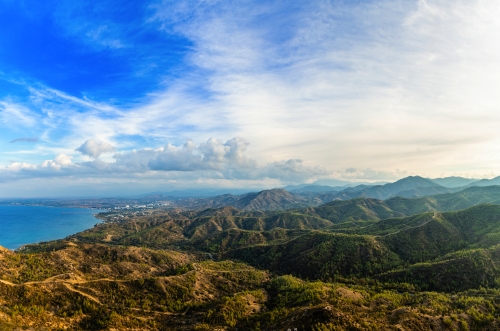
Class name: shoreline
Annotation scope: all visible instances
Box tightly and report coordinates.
[0,205,107,251]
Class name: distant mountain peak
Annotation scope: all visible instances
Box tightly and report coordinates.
[431,176,480,188]
[235,188,304,211]
[465,175,500,188]
[392,176,441,187]
[257,188,294,196]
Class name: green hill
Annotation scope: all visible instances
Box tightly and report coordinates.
[7,188,500,330]
[426,185,500,211]
[214,204,500,291]
[172,188,314,211]
[5,201,500,330]
[225,231,402,280]
[70,192,500,276]
[303,197,404,223]
[379,246,500,291]
[330,175,449,200]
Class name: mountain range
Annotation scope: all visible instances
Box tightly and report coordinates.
[5,175,500,330]
[165,175,499,211]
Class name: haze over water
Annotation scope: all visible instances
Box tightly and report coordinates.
[0,205,105,250]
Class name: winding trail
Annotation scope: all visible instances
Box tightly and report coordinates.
[377,213,438,238]
[0,279,15,286]
[63,283,101,304]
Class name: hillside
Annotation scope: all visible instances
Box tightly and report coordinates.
[321,176,454,201]
[232,188,309,211]
[66,201,500,288]
[225,231,402,280]
[170,188,314,211]
[3,243,499,330]
[389,186,460,198]
[221,204,500,293]
[303,198,404,222]
[429,185,500,211]
[465,175,500,187]
[432,176,480,188]
[68,187,500,254]
[5,194,500,329]
[363,176,444,198]
[378,246,500,291]
[384,185,500,214]
[0,243,269,330]
[208,185,500,229]
[139,177,472,211]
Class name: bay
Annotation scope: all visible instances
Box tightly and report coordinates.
[0,205,106,250]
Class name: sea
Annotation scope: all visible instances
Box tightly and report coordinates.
[0,205,106,250]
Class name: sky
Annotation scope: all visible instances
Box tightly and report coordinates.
[1,0,500,197]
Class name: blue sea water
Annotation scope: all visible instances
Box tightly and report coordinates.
[0,205,106,250]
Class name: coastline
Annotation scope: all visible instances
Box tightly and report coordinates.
[0,205,107,251]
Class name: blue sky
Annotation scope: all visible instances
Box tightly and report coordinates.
[0,1,187,99]
[1,0,500,197]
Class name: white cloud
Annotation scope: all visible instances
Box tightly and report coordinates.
[6,162,37,171]
[76,139,116,159]
[148,137,256,171]
[0,101,38,128]
[148,140,209,171]
[3,0,500,192]
[147,0,500,177]
[0,137,330,184]
[53,2,129,51]
[41,154,73,169]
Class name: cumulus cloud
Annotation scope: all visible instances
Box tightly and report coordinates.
[6,162,37,171]
[218,137,256,168]
[148,140,208,171]
[3,154,74,179]
[0,137,330,184]
[41,154,73,169]
[148,137,257,171]
[76,139,116,159]
[128,138,328,182]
